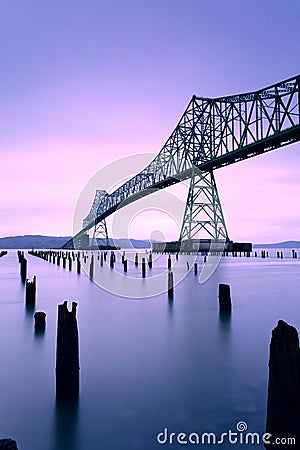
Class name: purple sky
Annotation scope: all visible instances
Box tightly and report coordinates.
[1,0,299,243]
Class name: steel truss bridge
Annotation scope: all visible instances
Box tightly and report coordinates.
[63,75,300,249]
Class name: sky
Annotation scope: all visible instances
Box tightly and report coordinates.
[0,0,299,243]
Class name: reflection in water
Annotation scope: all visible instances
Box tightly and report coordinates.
[219,310,232,336]
[34,328,45,338]
[25,303,35,316]
[168,292,174,316]
[52,399,80,450]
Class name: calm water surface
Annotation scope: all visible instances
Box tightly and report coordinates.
[0,249,299,449]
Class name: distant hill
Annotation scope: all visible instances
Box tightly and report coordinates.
[253,241,300,248]
[0,235,152,249]
[0,235,72,249]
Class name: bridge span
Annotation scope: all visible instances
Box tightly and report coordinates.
[63,75,300,249]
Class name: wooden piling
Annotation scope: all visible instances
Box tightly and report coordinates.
[194,263,198,275]
[34,311,46,331]
[218,283,231,313]
[142,257,146,277]
[0,439,18,449]
[266,320,300,445]
[56,301,79,400]
[110,252,114,269]
[89,255,94,279]
[20,257,27,283]
[168,271,174,297]
[148,252,153,268]
[25,275,36,307]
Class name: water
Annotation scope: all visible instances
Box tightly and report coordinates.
[0,250,299,449]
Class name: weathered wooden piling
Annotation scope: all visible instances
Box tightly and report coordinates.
[89,255,94,279]
[124,259,128,272]
[34,311,46,331]
[77,258,81,274]
[56,301,79,400]
[20,257,27,283]
[218,283,231,313]
[25,275,36,307]
[122,251,125,264]
[168,271,174,297]
[110,252,114,269]
[68,257,72,271]
[194,263,198,275]
[100,252,103,267]
[266,320,300,445]
[168,254,171,269]
[0,439,18,449]
[135,253,138,267]
[142,257,146,277]
[148,252,153,268]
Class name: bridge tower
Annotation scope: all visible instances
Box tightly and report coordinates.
[180,166,228,241]
[83,190,109,247]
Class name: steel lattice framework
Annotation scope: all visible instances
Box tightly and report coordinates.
[82,190,109,246]
[64,75,300,249]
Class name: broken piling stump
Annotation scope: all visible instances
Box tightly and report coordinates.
[0,439,18,449]
[34,311,46,331]
[89,255,94,279]
[56,301,80,400]
[194,263,198,275]
[148,252,152,268]
[218,283,231,313]
[142,257,146,277]
[77,258,81,274]
[266,320,300,445]
[168,271,174,298]
[25,275,36,307]
[20,257,27,283]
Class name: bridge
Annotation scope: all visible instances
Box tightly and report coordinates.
[63,75,300,249]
